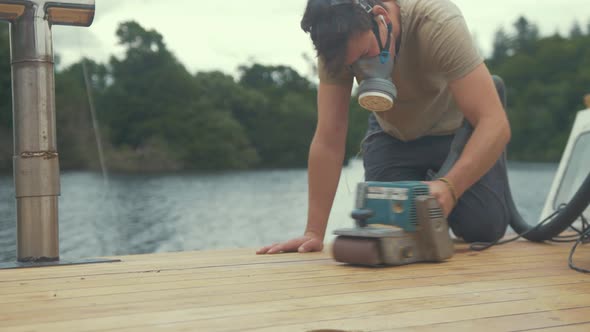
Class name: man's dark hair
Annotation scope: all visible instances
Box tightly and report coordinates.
[301,0,386,75]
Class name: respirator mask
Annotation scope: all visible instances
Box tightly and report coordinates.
[352,14,397,112]
[324,0,398,112]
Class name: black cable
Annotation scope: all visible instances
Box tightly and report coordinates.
[549,203,586,236]
[551,216,589,242]
[509,172,590,242]
[581,214,589,230]
[568,225,584,235]
[568,227,590,273]
[470,209,562,251]
[471,208,590,273]
[567,213,589,234]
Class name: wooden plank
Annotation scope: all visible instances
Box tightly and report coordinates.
[0,243,576,289]
[0,253,332,282]
[0,258,585,306]
[0,255,572,298]
[380,307,590,331]
[236,296,590,332]
[0,276,589,328]
[0,262,576,318]
[0,254,574,297]
[0,242,586,331]
[517,323,590,332]
[0,241,574,282]
[0,253,575,301]
[4,287,588,332]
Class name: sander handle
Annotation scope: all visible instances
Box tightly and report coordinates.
[351,209,374,228]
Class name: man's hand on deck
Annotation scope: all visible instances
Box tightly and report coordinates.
[256,232,324,254]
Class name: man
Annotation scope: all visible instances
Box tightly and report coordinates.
[258,0,511,254]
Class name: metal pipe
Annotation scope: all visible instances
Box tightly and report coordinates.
[0,0,95,262]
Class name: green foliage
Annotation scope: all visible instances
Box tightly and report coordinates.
[0,17,589,172]
[96,22,260,171]
[54,61,99,169]
[488,17,590,161]
[236,64,317,168]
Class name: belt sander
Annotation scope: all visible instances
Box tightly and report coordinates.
[332,181,455,266]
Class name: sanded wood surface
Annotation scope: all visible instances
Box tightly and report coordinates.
[0,241,589,332]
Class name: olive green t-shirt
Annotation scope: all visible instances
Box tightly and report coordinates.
[318,0,483,141]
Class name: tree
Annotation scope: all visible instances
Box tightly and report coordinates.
[100,21,195,147]
[98,21,259,171]
[569,21,583,38]
[54,60,108,169]
[237,64,317,167]
[491,27,512,65]
[512,16,539,54]
[239,64,313,96]
[6,15,588,172]
[488,16,590,161]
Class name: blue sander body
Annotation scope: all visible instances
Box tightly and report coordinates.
[333,181,455,266]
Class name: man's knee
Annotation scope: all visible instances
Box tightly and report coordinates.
[451,216,508,243]
[449,197,509,243]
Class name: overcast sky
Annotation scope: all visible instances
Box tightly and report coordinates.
[52,0,590,78]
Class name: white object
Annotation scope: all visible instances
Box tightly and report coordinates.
[541,107,590,221]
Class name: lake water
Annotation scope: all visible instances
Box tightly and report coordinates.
[0,160,558,262]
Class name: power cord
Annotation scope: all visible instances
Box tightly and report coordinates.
[469,208,562,251]
[568,215,590,274]
[551,214,589,242]
[469,207,590,274]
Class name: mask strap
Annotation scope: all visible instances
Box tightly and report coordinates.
[372,20,393,64]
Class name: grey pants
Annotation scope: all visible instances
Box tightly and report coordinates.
[362,76,510,243]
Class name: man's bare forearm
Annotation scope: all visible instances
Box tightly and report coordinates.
[445,114,511,198]
[305,137,347,240]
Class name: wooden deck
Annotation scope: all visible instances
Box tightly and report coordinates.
[0,241,589,332]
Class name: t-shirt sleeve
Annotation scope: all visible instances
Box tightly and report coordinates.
[317,56,354,85]
[428,16,484,81]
